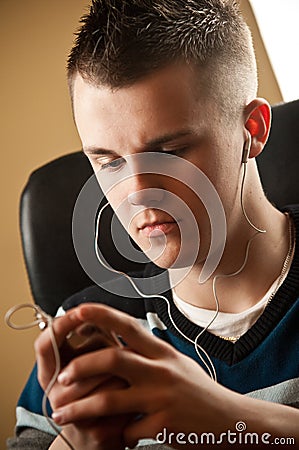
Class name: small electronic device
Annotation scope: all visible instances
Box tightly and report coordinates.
[60,322,123,366]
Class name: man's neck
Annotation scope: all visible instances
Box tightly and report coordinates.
[171,201,291,314]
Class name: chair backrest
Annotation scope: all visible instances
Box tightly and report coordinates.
[20,100,299,315]
[257,99,299,206]
[20,152,143,316]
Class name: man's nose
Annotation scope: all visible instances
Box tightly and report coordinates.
[126,171,165,206]
[128,187,165,206]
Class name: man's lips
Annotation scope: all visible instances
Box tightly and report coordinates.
[138,220,178,237]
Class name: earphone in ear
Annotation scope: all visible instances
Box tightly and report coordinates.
[242,131,252,164]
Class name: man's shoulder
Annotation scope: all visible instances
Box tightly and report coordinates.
[62,283,146,319]
[61,264,161,318]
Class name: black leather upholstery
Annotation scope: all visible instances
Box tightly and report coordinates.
[20,153,93,315]
[20,152,144,315]
[20,100,299,315]
[257,100,299,207]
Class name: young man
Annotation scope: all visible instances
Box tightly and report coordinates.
[8,0,299,449]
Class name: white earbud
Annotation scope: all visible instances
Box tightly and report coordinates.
[242,131,252,164]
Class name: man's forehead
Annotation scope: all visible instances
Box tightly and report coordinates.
[72,63,207,105]
[72,67,214,153]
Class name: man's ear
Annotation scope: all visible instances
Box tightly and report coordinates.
[244,98,272,159]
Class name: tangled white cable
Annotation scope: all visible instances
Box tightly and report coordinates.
[5,303,76,450]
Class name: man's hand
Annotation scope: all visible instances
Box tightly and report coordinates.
[38,304,236,449]
[35,310,133,450]
[35,304,299,450]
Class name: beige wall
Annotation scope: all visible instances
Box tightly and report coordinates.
[0,0,282,447]
[0,1,88,446]
[240,0,283,103]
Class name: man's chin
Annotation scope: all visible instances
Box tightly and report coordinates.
[147,253,197,270]
[136,237,200,270]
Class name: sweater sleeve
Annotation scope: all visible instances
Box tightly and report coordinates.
[9,363,174,450]
[8,363,58,449]
[7,430,174,450]
[6,428,55,450]
[13,364,56,430]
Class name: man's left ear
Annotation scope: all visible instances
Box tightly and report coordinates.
[244,98,271,158]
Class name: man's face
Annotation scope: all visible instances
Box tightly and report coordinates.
[73,64,243,270]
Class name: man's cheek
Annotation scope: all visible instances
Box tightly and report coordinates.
[105,191,124,212]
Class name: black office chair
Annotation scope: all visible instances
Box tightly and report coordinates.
[256,100,299,206]
[20,100,299,316]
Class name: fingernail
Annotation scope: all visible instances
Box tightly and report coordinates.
[57,372,70,385]
[68,312,78,321]
[52,411,64,425]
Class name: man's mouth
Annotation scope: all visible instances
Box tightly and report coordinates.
[138,220,178,237]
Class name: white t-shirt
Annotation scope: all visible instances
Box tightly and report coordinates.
[172,279,280,342]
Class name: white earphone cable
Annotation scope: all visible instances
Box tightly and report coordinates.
[5,304,76,450]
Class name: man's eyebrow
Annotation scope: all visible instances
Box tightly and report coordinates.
[144,129,194,150]
[83,147,117,156]
[83,129,193,156]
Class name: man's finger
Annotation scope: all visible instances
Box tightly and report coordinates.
[35,311,83,388]
[58,346,155,386]
[75,303,174,359]
[51,386,146,425]
[52,374,112,409]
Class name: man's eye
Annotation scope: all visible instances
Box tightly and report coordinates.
[162,147,189,157]
[100,157,126,172]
